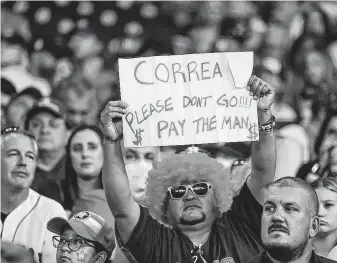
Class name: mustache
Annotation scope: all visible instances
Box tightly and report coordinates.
[268,223,289,234]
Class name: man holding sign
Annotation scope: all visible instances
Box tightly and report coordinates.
[100,75,276,263]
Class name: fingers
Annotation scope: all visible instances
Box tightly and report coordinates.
[247,75,271,100]
[105,100,128,110]
[101,100,128,117]
[101,111,124,122]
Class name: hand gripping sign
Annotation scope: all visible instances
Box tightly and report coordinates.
[118,52,258,147]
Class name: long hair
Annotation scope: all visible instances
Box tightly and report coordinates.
[65,125,104,209]
[311,177,337,194]
[145,152,234,224]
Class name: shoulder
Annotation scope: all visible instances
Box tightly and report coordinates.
[29,189,67,219]
[246,252,264,263]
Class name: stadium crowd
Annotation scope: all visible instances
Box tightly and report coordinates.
[1,1,337,263]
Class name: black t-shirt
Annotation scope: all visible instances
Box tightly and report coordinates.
[248,251,337,263]
[116,183,264,263]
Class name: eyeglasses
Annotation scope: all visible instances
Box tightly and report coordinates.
[1,126,36,140]
[168,182,211,199]
[52,236,95,252]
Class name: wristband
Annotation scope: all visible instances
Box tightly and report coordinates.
[259,115,276,132]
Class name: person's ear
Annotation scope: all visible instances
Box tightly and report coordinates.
[310,216,319,238]
[93,251,107,263]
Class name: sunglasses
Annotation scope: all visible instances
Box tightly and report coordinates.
[1,126,36,140]
[168,182,212,199]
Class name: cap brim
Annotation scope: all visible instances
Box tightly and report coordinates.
[27,107,62,121]
[47,218,94,241]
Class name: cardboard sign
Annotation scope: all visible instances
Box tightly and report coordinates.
[119,52,258,147]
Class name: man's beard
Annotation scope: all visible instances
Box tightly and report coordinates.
[179,212,206,226]
[266,236,309,262]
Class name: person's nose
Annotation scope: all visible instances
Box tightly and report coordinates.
[17,154,27,167]
[40,123,50,134]
[81,148,90,159]
[318,204,327,218]
[184,187,196,200]
[271,207,285,222]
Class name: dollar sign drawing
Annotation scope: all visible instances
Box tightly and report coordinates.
[132,128,144,146]
[247,123,258,140]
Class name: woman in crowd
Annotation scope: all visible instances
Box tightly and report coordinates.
[65,125,105,210]
[311,177,337,260]
[297,110,337,182]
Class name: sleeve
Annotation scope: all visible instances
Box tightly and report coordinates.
[115,205,174,263]
[228,181,263,240]
[41,202,67,263]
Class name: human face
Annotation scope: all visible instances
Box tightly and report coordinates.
[7,95,37,127]
[124,147,157,199]
[65,91,92,130]
[166,180,217,227]
[56,229,99,263]
[261,187,317,261]
[316,187,337,237]
[1,134,37,190]
[70,129,103,178]
[304,51,327,86]
[320,117,337,175]
[28,112,67,151]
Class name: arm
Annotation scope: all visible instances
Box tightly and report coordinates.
[246,76,277,204]
[100,101,140,245]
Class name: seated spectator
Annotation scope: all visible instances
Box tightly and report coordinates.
[24,98,68,205]
[71,190,131,263]
[1,78,17,128]
[250,177,335,263]
[51,72,99,131]
[311,178,337,260]
[5,87,42,128]
[1,242,36,263]
[297,110,337,182]
[38,125,105,211]
[47,211,115,263]
[1,127,67,263]
[1,33,51,97]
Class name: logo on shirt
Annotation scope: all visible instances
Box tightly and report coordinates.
[213,257,235,263]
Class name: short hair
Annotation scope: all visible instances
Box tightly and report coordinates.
[146,152,234,224]
[1,127,38,153]
[266,177,319,217]
[51,72,93,101]
[311,177,337,194]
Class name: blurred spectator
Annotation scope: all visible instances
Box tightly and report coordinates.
[1,127,67,263]
[25,98,68,204]
[1,242,36,263]
[1,78,17,128]
[121,143,159,205]
[1,33,51,97]
[5,87,43,128]
[52,73,99,131]
[297,110,337,181]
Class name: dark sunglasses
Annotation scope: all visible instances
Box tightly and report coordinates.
[168,182,211,199]
[1,126,36,140]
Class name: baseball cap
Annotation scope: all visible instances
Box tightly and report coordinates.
[47,211,115,255]
[24,97,66,129]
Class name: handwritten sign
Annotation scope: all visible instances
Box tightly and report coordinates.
[119,52,258,147]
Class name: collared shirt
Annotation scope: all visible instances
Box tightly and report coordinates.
[247,251,337,263]
[116,183,264,263]
[0,189,67,263]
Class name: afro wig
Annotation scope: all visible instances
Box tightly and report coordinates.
[145,152,234,224]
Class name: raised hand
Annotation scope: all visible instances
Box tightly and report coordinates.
[100,101,128,141]
[247,75,275,111]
